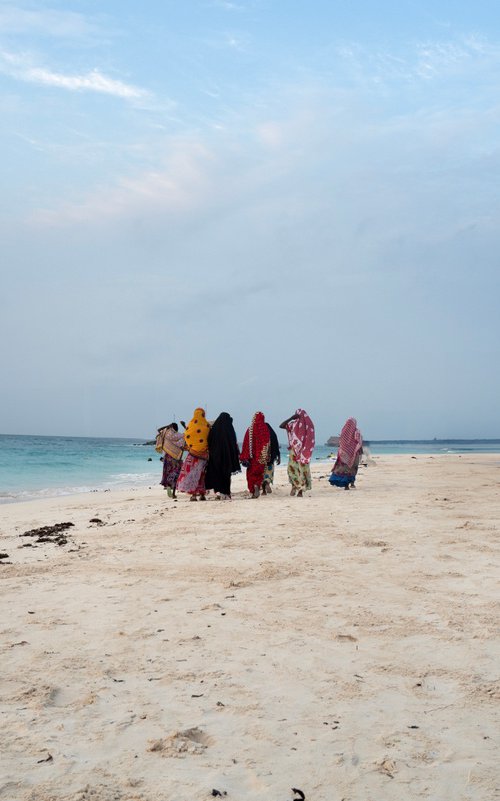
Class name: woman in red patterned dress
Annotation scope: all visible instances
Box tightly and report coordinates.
[240,412,271,499]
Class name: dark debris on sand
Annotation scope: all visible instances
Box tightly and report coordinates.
[19,522,74,546]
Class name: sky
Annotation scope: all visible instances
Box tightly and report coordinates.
[1,0,499,442]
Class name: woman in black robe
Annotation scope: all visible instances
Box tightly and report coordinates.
[205,412,241,499]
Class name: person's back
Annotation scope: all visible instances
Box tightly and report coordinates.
[205,412,240,499]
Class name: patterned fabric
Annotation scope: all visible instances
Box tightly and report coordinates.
[246,461,266,492]
[287,451,312,491]
[160,427,185,461]
[160,453,182,489]
[240,412,270,465]
[184,408,210,458]
[329,452,361,487]
[286,409,315,465]
[176,453,207,495]
[338,418,363,469]
[262,463,275,486]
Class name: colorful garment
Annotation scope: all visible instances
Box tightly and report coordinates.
[240,412,271,493]
[287,450,312,491]
[286,409,315,465]
[338,417,363,470]
[329,454,361,488]
[177,453,207,495]
[184,408,210,458]
[329,418,363,489]
[160,427,185,461]
[205,412,240,496]
[160,453,182,490]
[284,409,314,493]
[262,463,275,486]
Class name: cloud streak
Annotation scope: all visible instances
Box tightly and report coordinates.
[336,33,500,87]
[0,6,98,38]
[0,49,150,100]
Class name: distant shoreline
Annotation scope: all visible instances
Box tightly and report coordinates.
[1,433,500,444]
[326,438,500,446]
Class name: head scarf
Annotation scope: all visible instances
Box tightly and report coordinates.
[338,417,363,469]
[205,413,241,492]
[184,407,210,458]
[240,412,270,465]
[286,408,315,465]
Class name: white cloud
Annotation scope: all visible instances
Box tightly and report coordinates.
[0,6,98,38]
[210,1,246,10]
[337,34,500,86]
[0,49,150,101]
[415,41,471,78]
[31,141,212,226]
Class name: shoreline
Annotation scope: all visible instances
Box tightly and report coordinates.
[2,436,500,506]
[2,450,500,507]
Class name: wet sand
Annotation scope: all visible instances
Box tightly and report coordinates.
[1,455,499,801]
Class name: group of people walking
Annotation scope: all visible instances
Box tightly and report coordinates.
[156,408,317,501]
[156,409,364,500]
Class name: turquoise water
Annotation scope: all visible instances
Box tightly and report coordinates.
[0,435,159,504]
[1,434,499,504]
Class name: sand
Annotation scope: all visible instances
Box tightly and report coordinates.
[0,454,499,801]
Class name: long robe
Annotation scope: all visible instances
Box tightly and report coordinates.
[205,413,240,496]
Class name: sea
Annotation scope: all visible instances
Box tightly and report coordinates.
[1,434,499,505]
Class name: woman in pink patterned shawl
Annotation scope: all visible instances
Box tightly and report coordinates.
[279,408,315,497]
[329,417,363,490]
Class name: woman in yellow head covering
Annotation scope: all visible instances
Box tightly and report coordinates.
[176,408,210,500]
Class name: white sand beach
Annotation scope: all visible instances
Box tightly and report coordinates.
[1,454,499,801]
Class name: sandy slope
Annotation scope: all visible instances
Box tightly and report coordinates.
[1,455,499,801]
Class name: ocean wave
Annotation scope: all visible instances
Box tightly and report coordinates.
[0,471,159,504]
[104,472,159,491]
[0,485,97,504]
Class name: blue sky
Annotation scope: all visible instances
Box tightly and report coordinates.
[1,0,499,441]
